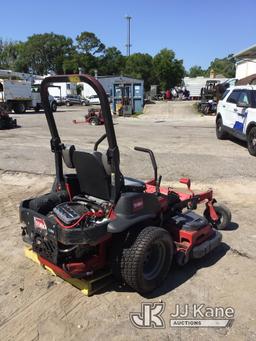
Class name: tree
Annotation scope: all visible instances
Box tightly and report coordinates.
[62,51,80,74]
[0,39,21,70]
[124,53,153,90]
[79,53,98,74]
[15,33,74,74]
[188,65,206,77]
[208,55,236,78]
[76,32,105,55]
[153,49,185,90]
[98,47,126,75]
[75,32,105,75]
[125,53,153,90]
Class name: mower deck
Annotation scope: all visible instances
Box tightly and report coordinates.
[24,246,112,296]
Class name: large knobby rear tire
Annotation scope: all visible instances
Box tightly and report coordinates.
[120,226,173,294]
[247,127,256,156]
[216,117,228,140]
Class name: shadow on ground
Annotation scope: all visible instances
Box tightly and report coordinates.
[229,136,248,150]
[103,240,232,298]
[146,242,230,298]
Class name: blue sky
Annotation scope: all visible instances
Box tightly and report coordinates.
[1,0,255,70]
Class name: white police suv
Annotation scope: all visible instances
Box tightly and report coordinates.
[216,85,256,156]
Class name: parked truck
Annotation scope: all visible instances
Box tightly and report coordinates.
[0,79,57,114]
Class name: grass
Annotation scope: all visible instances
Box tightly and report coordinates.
[132,111,144,118]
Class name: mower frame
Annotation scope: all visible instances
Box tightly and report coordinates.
[19,74,231,294]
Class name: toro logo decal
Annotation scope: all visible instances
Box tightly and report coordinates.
[133,198,144,212]
[34,217,47,230]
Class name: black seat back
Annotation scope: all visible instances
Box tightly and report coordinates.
[72,150,111,201]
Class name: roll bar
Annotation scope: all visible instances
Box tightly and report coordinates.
[40,74,122,203]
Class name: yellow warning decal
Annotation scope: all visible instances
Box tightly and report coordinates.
[69,75,80,83]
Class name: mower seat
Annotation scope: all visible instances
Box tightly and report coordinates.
[64,147,145,200]
[72,150,111,201]
[62,144,76,168]
[93,151,146,193]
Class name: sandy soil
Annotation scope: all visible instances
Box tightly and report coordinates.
[0,102,256,340]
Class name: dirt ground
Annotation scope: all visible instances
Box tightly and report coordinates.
[0,102,256,341]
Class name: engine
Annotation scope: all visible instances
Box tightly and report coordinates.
[26,194,111,267]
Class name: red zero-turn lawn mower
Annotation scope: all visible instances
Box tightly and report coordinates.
[20,75,231,294]
[73,108,104,126]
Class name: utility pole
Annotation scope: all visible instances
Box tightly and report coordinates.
[125,15,132,56]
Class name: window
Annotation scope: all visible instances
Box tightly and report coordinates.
[227,90,240,104]
[250,90,256,108]
[221,89,230,100]
[228,79,237,87]
[237,90,250,105]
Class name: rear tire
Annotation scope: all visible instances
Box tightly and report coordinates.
[51,102,57,112]
[120,226,173,294]
[13,103,26,114]
[216,117,228,140]
[247,126,256,156]
[34,104,41,112]
[90,117,99,126]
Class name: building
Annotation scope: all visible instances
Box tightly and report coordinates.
[47,82,77,98]
[234,44,256,79]
[82,75,144,113]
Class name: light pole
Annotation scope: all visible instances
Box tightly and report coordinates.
[125,15,132,56]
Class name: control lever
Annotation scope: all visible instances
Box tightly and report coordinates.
[157,175,162,195]
[94,133,107,151]
[134,146,161,194]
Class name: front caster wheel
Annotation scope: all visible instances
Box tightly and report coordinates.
[175,250,189,266]
[120,227,173,294]
[204,203,231,230]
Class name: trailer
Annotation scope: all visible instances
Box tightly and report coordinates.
[182,77,228,99]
